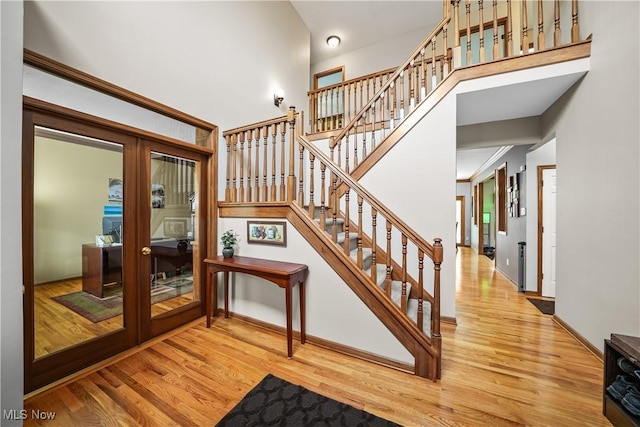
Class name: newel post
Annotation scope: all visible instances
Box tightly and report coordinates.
[432,238,443,339]
[286,106,297,203]
[451,0,462,69]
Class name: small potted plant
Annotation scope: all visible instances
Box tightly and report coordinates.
[220,229,239,258]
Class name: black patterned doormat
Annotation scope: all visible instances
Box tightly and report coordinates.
[216,374,400,426]
[528,298,555,315]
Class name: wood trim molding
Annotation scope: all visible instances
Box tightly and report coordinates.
[23,49,218,133]
[537,165,556,296]
[313,66,345,90]
[553,315,604,363]
[218,310,415,374]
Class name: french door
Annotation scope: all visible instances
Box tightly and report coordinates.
[23,102,210,392]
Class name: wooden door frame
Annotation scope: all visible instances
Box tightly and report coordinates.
[22,97,214,392]
[537,165,556,296]
[456,195,466,247]
[477,181,484,254]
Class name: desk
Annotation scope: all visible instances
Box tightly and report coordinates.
[82,244,122,298]
[204,255,308,358]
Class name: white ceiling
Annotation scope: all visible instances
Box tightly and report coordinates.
[290,1,588,181]
[290,1,442,65]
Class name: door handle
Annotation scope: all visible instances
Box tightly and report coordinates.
[141,246,151,255]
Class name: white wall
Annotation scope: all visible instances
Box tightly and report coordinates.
[22,1,416,368]
[0,0,24,421]
[525,138,556,292]
[218,217,412,364]
[360,95,457,319]
[311,26,429,85]
[541,1,640,349]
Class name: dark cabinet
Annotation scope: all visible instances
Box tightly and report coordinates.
[604,334,640,426]
[81,244,122,298]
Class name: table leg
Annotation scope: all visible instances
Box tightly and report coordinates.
[286,285,293,358]
[224,271,230,319]
[206,268,211,328]
[299,281,305,345]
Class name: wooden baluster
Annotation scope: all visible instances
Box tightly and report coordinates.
[297,144,304,207]
[493,0,499,59]
[417,249,424,332]
[571,0,580,43]
[271,124,277,201]
[432,238,443,350]
[390,80,396,129]
[378,75,384,131]
[308,153,315,217]
[522,0,529,54]
[231,134,237,202]
[401,234,407,313]
[409,60,415,110]
[239,131,245,203]
[280,121,286,201]
[344,132,350,174]
[359,80,364,115]
[357,196,363,269]
[385,221,392,298]
[507,0,514,56]
[319,163,326,232]
[371,208,378,284]
[370,106,376,151]
[420,48,426,100]
[466,0,472,65]
[254,126,261,202]
[554,0,561,47]
[443,14,450,75]
[346,82,352,125]
[309,92,315,133]
[362,113,367,159]
[352,127,358,169]
[331,173,338,242]
[246,129,253,202]
[329,87,336,130]
[479,0,485,63]
[431,37,437,89]
[322,90,328,131]
[453,0,461,68]
[262,126,268,201]
[287,107,296,202]
[343,189,350,254]
[225,134,231,201]
[399,70,405,120]
[537,0,545,51]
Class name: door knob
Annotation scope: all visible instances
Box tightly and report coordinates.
[141,246,151,255]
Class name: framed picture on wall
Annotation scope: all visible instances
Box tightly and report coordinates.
[246,221,287,246]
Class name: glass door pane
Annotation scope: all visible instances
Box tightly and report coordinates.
[148,152,200,317]
[33,127,124,358]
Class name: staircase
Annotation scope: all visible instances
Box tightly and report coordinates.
[219,0,588,380]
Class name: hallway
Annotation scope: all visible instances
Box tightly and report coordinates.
[23,247,609,426]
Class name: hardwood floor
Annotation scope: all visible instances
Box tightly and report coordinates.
[24,247,610,426]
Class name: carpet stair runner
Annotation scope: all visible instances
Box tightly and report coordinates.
[311,206,431,338]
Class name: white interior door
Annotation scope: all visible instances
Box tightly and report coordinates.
[542,168,557,297]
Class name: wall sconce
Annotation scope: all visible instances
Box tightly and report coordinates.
[326,35,341,48]
[274,89,284,107]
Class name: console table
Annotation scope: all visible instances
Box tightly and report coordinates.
[204,255,308,358]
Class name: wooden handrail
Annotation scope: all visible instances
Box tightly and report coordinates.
[298,134,437,259]
[318,0,582,176]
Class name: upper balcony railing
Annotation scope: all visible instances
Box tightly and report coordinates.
[309,0,582,174]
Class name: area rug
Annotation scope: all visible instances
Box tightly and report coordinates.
[528,298,555,315]
[52,278,192,323]
[216,374,400,427]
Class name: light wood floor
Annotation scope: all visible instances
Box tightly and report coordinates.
[24,247,610,426]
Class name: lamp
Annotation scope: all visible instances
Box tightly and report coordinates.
[274,89,284,107]
[326,35,341,48]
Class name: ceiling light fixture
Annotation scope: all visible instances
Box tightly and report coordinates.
[326,35,341,48]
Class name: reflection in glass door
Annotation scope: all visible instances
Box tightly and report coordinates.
[147,153,200,317]
[33,127,125,358]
